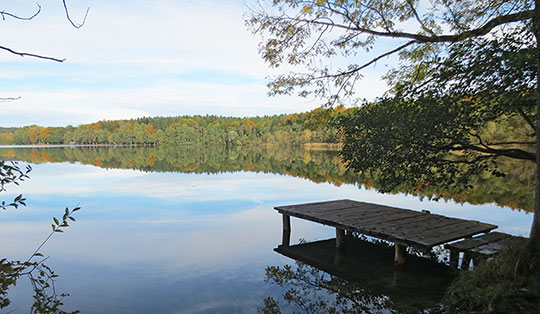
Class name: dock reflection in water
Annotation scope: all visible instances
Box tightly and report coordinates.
[263,236,455,313]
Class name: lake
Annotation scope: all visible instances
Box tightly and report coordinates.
[0,146,534,313]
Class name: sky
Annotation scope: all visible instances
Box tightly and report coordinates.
[1,0,390,127]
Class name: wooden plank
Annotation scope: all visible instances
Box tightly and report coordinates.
[275,199,358,213]
[413,219,495,239]
[382,217,469,240]
[395,215,465,231]
[312,202,383,214]
[326,210,423,235]
[275,199,349,210]
[314,205,382,220]
[446,232,510,251]
[357,212,438,231]
[388,219,464,238]
[278,200,400,217]
[346,210,423,228]
[329,207,401,225]
[281,209,349,228]
[411,223,497,247]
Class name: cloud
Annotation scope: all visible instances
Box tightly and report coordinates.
[1,0,390,127]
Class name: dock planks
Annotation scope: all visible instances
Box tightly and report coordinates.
[275,199,498,265]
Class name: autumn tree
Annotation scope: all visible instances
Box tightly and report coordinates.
[248,0,540,242]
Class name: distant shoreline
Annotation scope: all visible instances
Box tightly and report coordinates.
[0,143,341,150]
[0,144,142,148]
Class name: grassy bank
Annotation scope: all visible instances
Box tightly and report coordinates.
[442,239,540,313]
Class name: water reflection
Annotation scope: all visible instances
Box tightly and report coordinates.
[1,258,78,313]
[0,145,534,212]
[264,237,455,313]
[0,146,534,312]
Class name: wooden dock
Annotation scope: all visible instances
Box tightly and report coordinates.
[445,231,526,269]
[275,199,498,266]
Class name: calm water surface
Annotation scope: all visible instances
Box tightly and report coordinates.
[0,146,534,313]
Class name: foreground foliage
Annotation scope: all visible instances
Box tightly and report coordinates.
[0,204,81,313]
[443,241,540,313]
[0,160,81,313]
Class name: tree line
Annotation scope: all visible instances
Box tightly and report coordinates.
[0,108,342,146]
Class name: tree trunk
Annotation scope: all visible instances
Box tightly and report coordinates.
[532,0,540,246]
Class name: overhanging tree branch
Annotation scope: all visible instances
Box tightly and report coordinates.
[62,0,89,29]
[284,9,534,43]
[487,141,536,145]
[0,4,41,21]
[0,45,65,62]
[458,143,536,161]
[0,96,21,102]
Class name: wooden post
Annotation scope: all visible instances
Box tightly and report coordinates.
[282,214,291,247]
[462,252,472,270]
[336,228,346,248]
[449,250,459,269]
[394,244,407,267]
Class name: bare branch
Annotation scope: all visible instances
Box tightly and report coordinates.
[0,3,41,21]
[0,45,65,62]
[0,96,21,102]
[405,0,436,36]
[62,0,90,29]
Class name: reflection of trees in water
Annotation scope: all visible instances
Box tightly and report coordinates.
[1,258,77,314]
[260,261,394,314]
[0,145,534,211]
[262,238,455,314]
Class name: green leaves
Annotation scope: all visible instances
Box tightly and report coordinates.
[2,204,82,313]
[50,205,80,235]
[0,161,31,210]
[248,0,533,107]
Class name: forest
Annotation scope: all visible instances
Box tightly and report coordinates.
[0,108,342,147]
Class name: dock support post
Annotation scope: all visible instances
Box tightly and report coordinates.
[336,228,346,248]
[462,252,473,270]
[394,244,407,267]
[449,250,459,269]
[282,214,291,247]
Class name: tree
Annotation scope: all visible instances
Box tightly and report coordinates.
[248,1,540,243]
